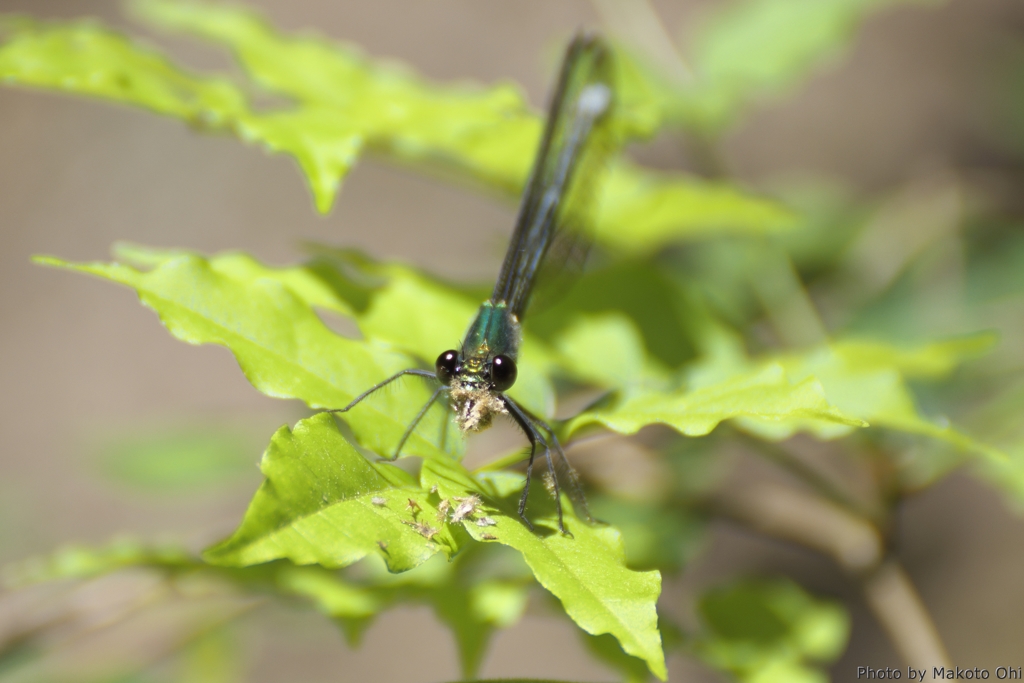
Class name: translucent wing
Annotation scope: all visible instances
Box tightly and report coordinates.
[491,34,616,320]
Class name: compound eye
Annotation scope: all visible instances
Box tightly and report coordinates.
[435,350,459,385]
[490,355,518,392]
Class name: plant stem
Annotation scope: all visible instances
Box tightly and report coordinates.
[735,429,880,522]
[862,560,951,669]
[712,481,951,669]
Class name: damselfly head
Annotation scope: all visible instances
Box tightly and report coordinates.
[436,345,517,433]
[449,376,507,432]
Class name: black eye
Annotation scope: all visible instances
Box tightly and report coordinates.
[490,355,517,392]
[435,350,459,385]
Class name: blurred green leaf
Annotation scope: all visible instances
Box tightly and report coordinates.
[595,163,797,251]
[974,442,1024,514]
[755,337,1003,457]
[328,550,532,677]
[274,563,382,620]
[579,631,652,683]
[553,313,665,389]
[1,537,532,681]
[180,629,241,683]
[681,333,1003,458]
[134,0,797,240]
[618,0,943,134]
[529,259,701,370]
[2,538,192,587]
[420,576,530,678]
[587,495,706,572]
[96,425,255,492]
[0,538,388,626]
[695,578,850,683]
[469,579,529,628]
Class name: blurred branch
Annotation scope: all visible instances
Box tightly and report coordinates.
[734,430,881,522]
[862,561,951,669]
[0,572,261,679]
[712,480,951,669]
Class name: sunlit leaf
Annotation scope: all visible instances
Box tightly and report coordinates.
[1,4,799,247]
[129,0,796,240]
[274,564,382,620]
[205,414,459,571]
[132,0,538,208]
[422,459,667,681]
[0,17,246,124]
[568,363,866,439]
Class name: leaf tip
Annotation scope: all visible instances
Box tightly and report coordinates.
[31,254,72,269]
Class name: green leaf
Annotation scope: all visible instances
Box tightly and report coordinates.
[419,576,530,678]
[974,442,1024,513]
[112,242,358,316]
[35,251,457,461]
[553,313,661,389]
[568,363,866,439]
[204,414,458,571]
[0,17,247,124]
[422,458,667,681]
[595,163,798,252]
[694,579,849,683]
[132,0,538,208]
[587,494,706,573]
[95,424,256,492]
[180,628,241,683]
[529,259,702,370]
[759,337,1003,458]
[130,0,793,243]
[677,332,1003,458]
[619,0,944,134]
[1,5,797,247]
[469,579,530,628]
[273,564,382,620]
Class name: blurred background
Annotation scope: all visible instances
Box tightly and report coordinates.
[2,0,1024,681]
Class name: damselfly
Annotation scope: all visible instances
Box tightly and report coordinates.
[333,34,615,533]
